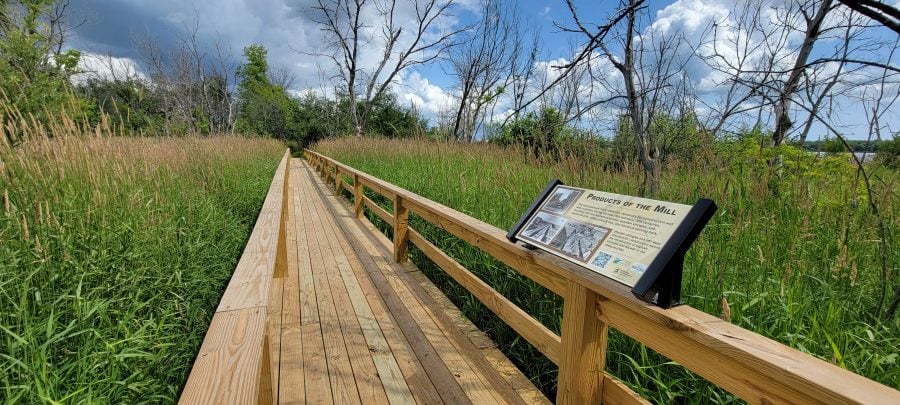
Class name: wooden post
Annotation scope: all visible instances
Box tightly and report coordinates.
[557,280,608,405]
[353,174,364,217]
[392,195,409,263]
[334,168,343,194]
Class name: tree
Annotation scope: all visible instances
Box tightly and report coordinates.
[311,0,462,137]
[234,45,301,141]
[447,0,536,142]
[134,16,235,135]
[1,0,84,145]
[561,0,692,195]
[836,0,899,34]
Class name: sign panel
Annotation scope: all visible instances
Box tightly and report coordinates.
[514,184,692,287]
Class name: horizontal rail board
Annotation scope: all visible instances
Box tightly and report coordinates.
[408,228,562,365]
[363,196,393,224]
[305,149,900,405]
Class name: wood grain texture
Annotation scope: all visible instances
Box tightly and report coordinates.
[302,174,361,404]
[308,163,548,404]
[310,168,416,405]
[557,281,607,405]
[179,308,267,404]
[392,195,409,263]
[353,174,364,217]
[602,375,650,405]
[305,177,388,404]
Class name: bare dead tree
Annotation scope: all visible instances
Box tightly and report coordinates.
[311,0,463,137]
[447,0,521,141]
[699,0,786,138]
[771,0,836,147]
[268,65,297,90]
[46,0,86,59]
[700,0,895,147]
[836,0,900,34]
[561,0,693,195]
[509,28,540,120]
[133,16,234,135]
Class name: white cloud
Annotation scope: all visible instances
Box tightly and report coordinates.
[393,71,453,115]
[71,52,147,84]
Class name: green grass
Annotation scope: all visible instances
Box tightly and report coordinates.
[316,137,900,402]
[0,135,284,403]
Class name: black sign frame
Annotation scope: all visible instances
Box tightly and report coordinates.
[507,179,717,309]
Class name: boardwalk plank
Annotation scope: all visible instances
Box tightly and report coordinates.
[305,174,389,404]
[312,187,416,405]
[291,164,332,404]
[301,167,362,405]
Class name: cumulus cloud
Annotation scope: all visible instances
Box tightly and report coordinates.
[394,71,453,115]
[71,52,147,84]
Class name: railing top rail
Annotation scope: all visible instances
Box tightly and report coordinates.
[305,148,900,404]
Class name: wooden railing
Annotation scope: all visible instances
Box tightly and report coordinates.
[180,150,291,404]
[305,149,900,405]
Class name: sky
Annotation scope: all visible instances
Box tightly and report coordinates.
[65,0,900,140]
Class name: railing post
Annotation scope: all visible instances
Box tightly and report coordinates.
[392,195,409,263]
[557,280,608,405]
[334,168,343,194]
[353,174,364,217]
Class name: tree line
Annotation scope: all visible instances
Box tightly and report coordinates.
[2,0,899,173]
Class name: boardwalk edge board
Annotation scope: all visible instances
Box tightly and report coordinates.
[509,180,717,308]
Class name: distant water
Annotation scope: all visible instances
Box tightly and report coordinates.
[813,152,877,163]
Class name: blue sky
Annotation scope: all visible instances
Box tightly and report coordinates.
[68,0,899,140]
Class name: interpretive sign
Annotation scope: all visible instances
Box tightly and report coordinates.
[507,180,717,308]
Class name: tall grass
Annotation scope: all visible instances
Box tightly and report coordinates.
[0,125,284,402]
[315,137,899,402]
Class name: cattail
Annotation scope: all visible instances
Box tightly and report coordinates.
[3,189,9,215]
[720,297,732,323]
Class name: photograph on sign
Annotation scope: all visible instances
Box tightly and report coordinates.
[547,219,610,261]
[521,212,567,243]
[543,187,582,214]
[516,185,692,287]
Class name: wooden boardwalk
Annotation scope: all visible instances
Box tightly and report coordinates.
[268,159,547,404]
[182,150,900,404]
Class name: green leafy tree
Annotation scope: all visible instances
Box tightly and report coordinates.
[0,0,85,144]
[76,78,166,133]
[234,44,302,141]
[822,136,845,154]
[876,135,899,168]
